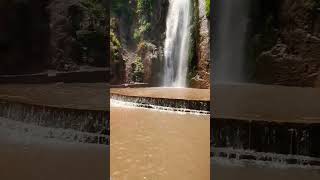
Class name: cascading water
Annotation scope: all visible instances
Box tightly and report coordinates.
[213,0,250,83]
[163,0,192,87]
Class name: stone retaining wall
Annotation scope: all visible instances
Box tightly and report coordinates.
[0,99,109,144]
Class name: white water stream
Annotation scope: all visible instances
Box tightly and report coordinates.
[163,0,192,87]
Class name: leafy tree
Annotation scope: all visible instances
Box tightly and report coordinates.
[205,0,210,18]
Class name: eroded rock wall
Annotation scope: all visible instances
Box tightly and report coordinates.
[0,0,108,75]
[110,0,168,85]
[190,0,210,89]
[253,0,320,87]
[111,0,211,88]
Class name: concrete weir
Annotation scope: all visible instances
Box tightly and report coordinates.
[110,87,210,113]
[211,83,320,166]
[0,83,109,144]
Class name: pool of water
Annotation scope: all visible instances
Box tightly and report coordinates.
[110,105,210,180]
[0,117,109,180]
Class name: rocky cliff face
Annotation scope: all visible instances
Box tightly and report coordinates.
[110,0,211,88]
[0,0,108,75]
[190,0,210,89]
[48,0,108,70]
[0,0,51,75]
[252,0,320,87]
[110,0,168,85]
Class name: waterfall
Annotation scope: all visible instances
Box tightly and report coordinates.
[163,0,192,87]
[213,0,250,83]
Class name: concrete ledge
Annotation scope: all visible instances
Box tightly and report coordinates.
[0,69,108,84]
[211,118,320,159]
[0,83,109,144]
[111,88,210,112]
[0,99,109,144]
[211,147,320,167]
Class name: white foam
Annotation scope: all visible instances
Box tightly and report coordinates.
[110,99,210,116]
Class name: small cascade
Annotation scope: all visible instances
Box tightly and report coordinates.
[211,117,320,166]
[0,100,109,144]
[0,117,108,144]
[111,99,209,115]
[212,147,320,168]
[110,93,210,114]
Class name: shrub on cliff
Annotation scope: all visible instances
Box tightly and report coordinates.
[132,57,144,82]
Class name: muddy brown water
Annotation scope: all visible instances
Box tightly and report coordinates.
[110,106,210,180]
[211,161,320,180]
[0,138,109,180]
[0,83,109,179]
[0,83,108,110]
[213,83,320,123]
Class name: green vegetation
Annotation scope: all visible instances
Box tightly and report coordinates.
[110,30,122,62]
[134,0,153,41]
[205,0,210,18]
[132,57,144,82]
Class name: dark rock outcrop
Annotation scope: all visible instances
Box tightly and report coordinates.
[0,0,108,75]
[48,0,107,70]
[110,0,168,85]
[0,0,51,75]
[253,0,320,87]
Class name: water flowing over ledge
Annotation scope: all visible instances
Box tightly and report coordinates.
[212,147,320,168]
[212,150,320,170]
[110,87,210,114]
[0,83,109,145]
[0,100,108,144]
[211,83,320,167]
[111,99,209,115]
